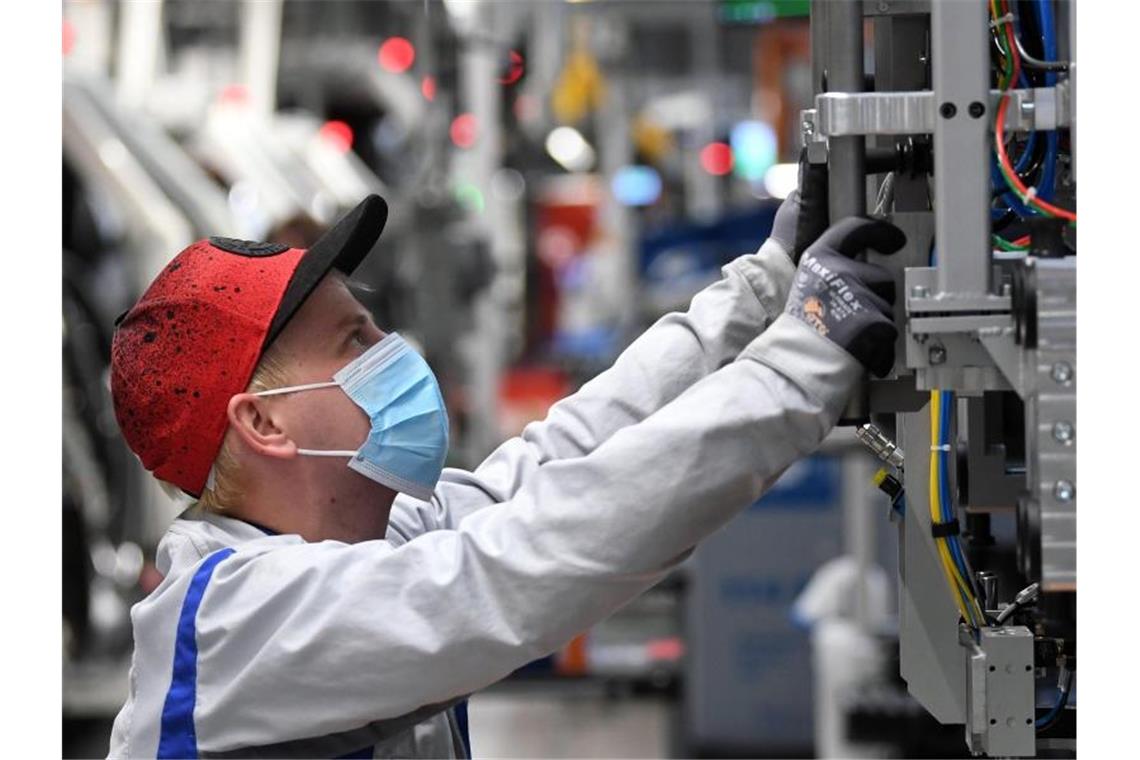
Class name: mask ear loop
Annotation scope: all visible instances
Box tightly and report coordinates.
[254,381,340,397]
[252,381,360,458]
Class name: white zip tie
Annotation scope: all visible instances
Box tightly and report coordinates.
[989,12,1014,29]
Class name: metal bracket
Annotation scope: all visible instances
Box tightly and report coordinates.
[812,83,1072,138]
[817,90,935,136]
[998,81,1073,132]
[902,269,1017,393]
[962,626,1036,757]
[799,108,829,164]
[978,325,1029,398]
[905,268,1011,314]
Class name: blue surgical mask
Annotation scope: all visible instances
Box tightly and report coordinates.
[255,333,449,501]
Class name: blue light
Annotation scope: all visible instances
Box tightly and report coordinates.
[730,121,777,181]
[611,165,662,207]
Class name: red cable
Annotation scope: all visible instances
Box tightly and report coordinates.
[994,0,1077,223]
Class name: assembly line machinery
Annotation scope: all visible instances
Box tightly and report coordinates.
[805,0,1075,756]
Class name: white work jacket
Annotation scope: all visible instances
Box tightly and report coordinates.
[107,239,861,758]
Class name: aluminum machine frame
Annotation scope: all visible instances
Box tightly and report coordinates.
[804,1,1075,756]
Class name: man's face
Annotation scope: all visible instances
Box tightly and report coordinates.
[264,273,385,473]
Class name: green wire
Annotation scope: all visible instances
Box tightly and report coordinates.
[992,235,1028,252]
[989,1,1066,221]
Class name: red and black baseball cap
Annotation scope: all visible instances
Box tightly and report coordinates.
[110,195,388,497]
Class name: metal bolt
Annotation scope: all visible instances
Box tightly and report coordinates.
[928,345,947,365]
[939,102,957,119]
[802,119,815,135]
[976,571,998,610]
[1053,480,1075,502]
[1001,282,1012,297]
[1020,100,1036,119]
[1052,421,1074,444]
[968,101,986,118]
[1050,361,1073,384]
[911,285,928,299]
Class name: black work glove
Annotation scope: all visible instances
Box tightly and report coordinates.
[769,148,831,264]
[784,217,907,377]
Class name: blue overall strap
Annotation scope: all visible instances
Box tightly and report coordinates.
[157,548,236,759]
[455,699,472,757]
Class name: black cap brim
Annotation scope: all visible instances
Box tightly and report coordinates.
[264,194,388,348]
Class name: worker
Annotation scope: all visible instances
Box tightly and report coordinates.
[106,185,904,758]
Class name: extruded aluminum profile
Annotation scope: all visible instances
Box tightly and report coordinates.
[1029,259,1076,592]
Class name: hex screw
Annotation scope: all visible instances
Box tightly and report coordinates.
[1052,421,1074,445]
[1053,480,1075,502]
[939,102,957,119]
[928,345,947,365]
[911,285,928,299]
[968,101,986,118]
[1051,361,1074,385]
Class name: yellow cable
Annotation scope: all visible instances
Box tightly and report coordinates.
[929,393,968,620]
[929,392,984,627]
[933,392,985,625]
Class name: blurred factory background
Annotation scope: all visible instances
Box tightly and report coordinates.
[61,1,966,756]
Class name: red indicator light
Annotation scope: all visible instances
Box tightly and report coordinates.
[450,113,478,149]
[378,37,415,73]
[319,120,354,153]
[699,142,734,176]
[499,50,524,85]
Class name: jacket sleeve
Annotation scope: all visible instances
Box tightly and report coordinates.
[386,241,796,543]
[192,315,859,752]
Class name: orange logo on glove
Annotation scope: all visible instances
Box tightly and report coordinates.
[803,296,829,336]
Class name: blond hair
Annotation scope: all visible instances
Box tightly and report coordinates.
[196,347,292,513]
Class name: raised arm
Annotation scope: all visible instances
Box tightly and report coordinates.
[388,197,812,540]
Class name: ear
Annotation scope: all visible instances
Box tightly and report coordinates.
[226,393,299,460]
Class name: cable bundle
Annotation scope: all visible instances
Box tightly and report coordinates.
[929,391,986,630]
[989,0,1075,254]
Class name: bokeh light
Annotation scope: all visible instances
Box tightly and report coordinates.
[378,37,416,73]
